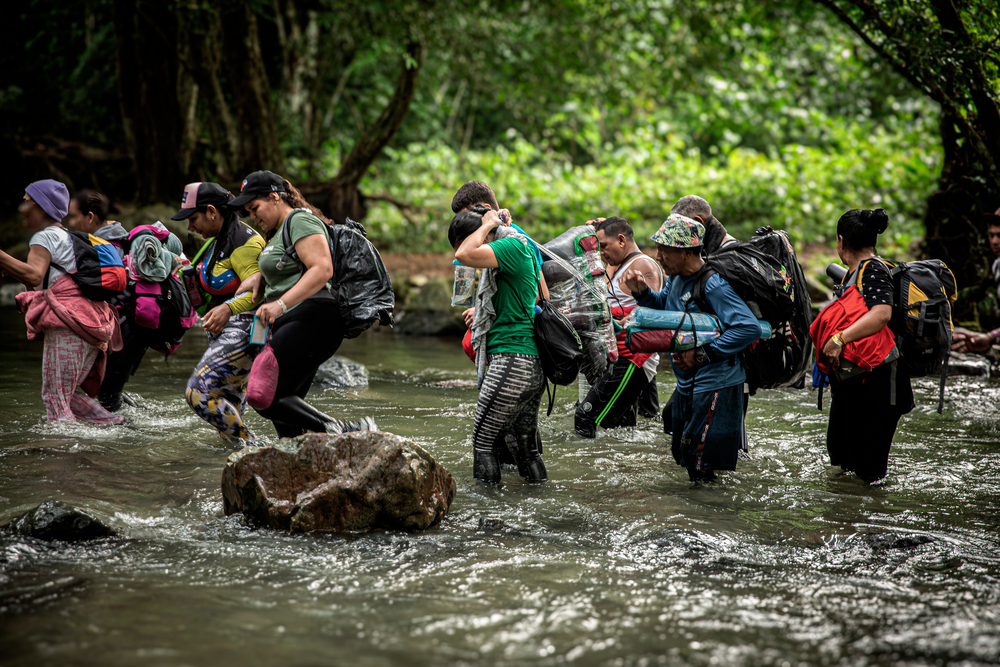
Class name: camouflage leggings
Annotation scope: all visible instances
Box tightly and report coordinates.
[185,312,257,442]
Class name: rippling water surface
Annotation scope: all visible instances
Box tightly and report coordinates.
[1,311,998,666]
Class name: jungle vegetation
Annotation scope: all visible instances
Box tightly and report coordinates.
[3,0,998,317]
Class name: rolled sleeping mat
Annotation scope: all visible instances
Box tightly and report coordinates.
[626,320,773,354]
[629,307,721,332]
[628,307,774,340]
[627,328,722,353]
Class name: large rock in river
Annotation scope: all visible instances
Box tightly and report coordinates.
[313,355,369,389]
[221,431,456,533]
[2,500,115,542]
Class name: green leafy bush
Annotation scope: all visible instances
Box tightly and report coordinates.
[358,119,939,255]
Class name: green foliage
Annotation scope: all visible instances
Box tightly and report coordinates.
[358,117,939,254]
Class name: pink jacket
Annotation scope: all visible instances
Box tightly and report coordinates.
[16,275,123,396]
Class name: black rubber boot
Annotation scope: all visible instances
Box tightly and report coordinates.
[512,432,547,483]
[473,449,502,483]
[574,410,597,438]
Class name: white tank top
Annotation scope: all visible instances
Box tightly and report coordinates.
[607,252,664,380]
[608,252,661,310]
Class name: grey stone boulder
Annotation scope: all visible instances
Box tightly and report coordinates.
[395,276,467,336]
[221,431,456,533]
[947,351,991,377]
[313,355,369,389]
[2,500,115,542]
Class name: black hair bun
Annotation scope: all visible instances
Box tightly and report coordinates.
[861,208,889,235]
[468,205,490,216]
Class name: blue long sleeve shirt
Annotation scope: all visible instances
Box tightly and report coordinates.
[635,272,762,394]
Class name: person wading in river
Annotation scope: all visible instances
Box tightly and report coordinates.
[0,180,124,425]
[450,206,546,484]
[237,170,376,438]
[812,208,914,484]
[173,182,266,444]
[621,214,760,482]
[576,216,664,437]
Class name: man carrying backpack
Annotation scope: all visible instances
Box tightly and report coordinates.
[621,214,761,482]
[575,216,664,437]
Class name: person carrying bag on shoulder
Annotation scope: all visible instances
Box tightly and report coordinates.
[235,171,376,439]
[810,208,914,484]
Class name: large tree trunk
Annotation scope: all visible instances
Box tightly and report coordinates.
[303,40,422,223]
[111,0,184,204]
[923,111,1000,323]
[222,0,285,178]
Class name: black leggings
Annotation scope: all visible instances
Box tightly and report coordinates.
[247,298,345,438]
[97,318,149,411]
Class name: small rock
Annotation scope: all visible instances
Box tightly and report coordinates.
[408,274,429,287]
[1,500,115,542]
[477,517,505,531]
[313,355,369,389]
[221,431,456,534]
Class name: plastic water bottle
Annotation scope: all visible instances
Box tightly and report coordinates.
[452,260,475,308]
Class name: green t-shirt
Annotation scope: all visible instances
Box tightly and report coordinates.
[257,210,329,310]
[487,236,539,355]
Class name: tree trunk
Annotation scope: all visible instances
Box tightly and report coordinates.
[309,40,422,223]
[922,112,1000,323]
[111,0,184,204]
[222,0,285,178]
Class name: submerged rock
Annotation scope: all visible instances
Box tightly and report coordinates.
[313,355,369,389]
[1,500,115,542]
[947,352,991,377]
[221,431,456,534]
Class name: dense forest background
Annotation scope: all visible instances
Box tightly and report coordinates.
[2,0,998,320]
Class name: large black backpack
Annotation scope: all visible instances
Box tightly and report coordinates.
[691,230,806,393]
[746,226,813,390]
[533,298,583,415]
[279,212,394,338]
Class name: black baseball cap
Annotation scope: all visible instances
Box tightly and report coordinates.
[171,182,233,220]
[230,170,286,207]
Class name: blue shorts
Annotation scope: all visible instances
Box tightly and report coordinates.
[670,384,746,473]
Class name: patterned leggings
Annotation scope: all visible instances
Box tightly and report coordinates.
[41,328,124,425]
[185,312,256,442]
[472,353,546,482]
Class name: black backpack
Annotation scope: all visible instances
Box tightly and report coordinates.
[279,211,394,338]
[533,298,583,415]
[851,257,957,412]
[745,226,814,390]
[690,231,803,393]
[117,274,198,354]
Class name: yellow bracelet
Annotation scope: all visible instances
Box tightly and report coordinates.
[830,331,845,347]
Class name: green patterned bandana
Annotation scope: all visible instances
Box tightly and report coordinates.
[650,214,704,248]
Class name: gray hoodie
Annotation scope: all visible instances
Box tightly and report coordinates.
[93,222,130,259]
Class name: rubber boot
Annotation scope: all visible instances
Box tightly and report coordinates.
[511,431,547,483]
[473,449,502,484]
[574,408,598,438]
[261,395,335,438]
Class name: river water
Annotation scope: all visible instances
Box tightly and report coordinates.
[0,310,998,666]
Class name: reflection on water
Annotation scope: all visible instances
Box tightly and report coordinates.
[0,312,998,666]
